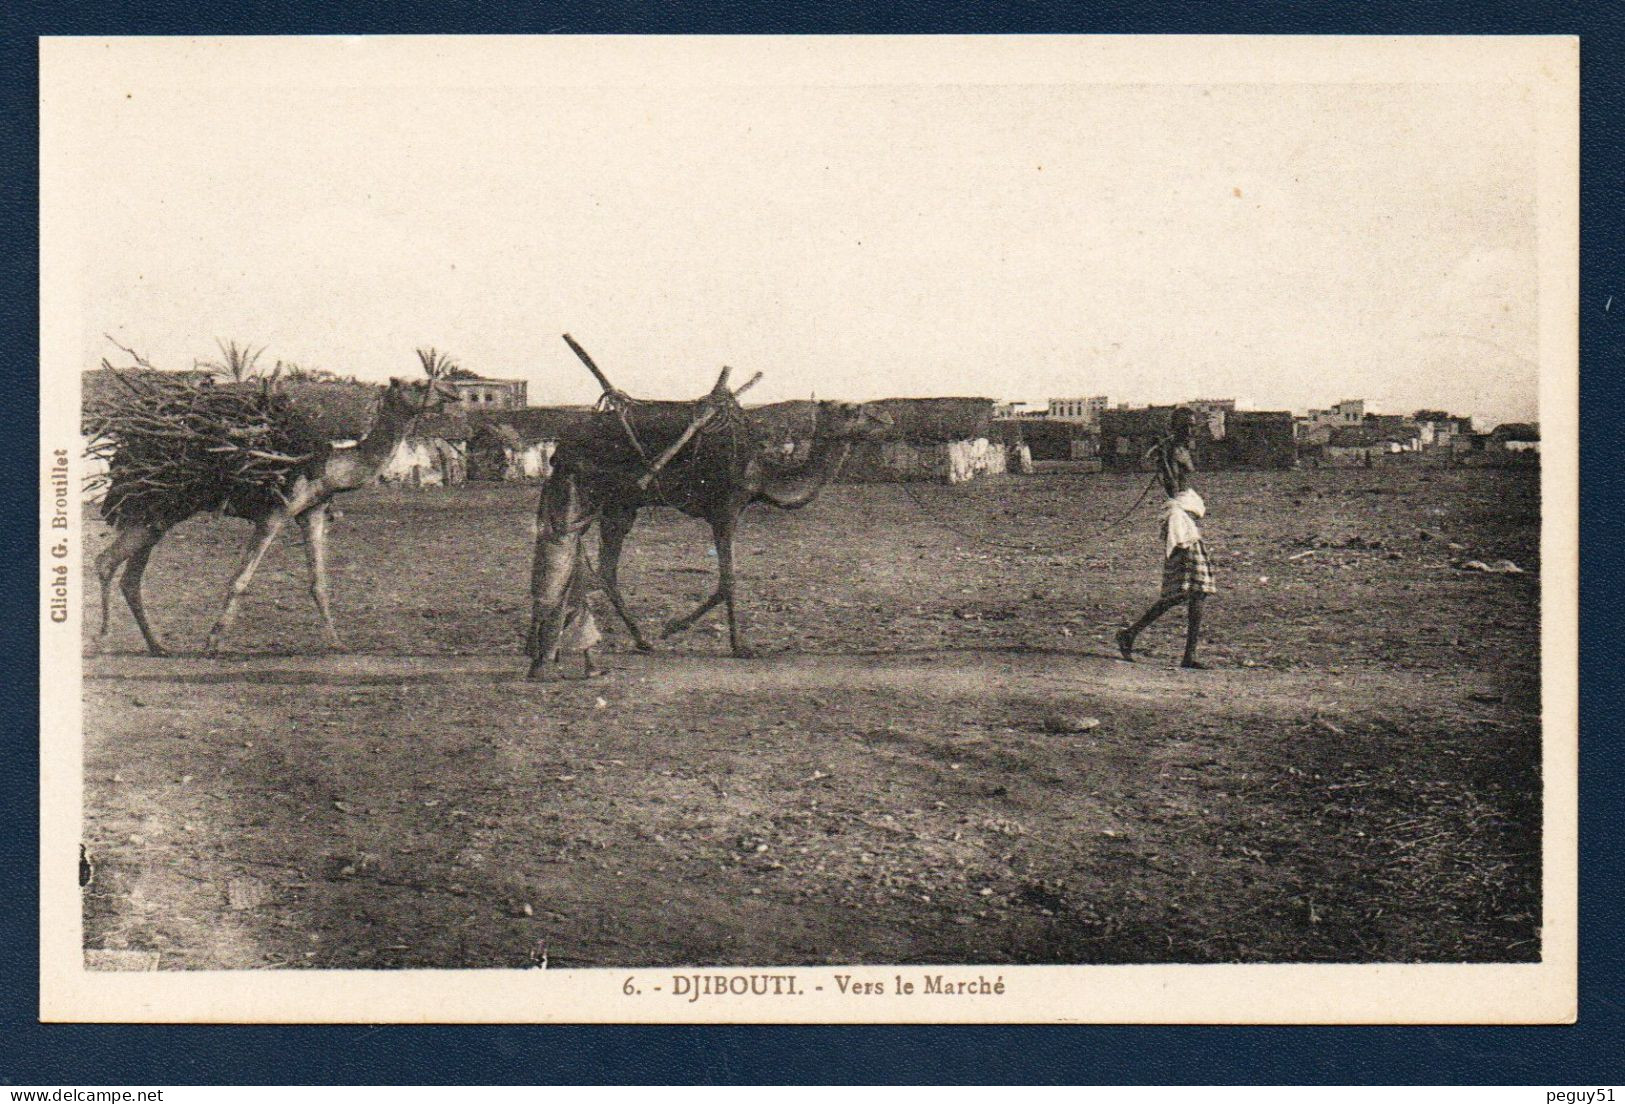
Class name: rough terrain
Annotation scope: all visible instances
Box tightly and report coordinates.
[80,467,1542,967]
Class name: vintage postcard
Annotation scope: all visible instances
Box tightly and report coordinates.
[39,34,1577,1023]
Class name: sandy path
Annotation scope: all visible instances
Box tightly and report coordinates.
[85,647,1498,721]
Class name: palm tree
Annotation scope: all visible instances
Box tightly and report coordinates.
[199,339,267,383]
[415,347,460,381]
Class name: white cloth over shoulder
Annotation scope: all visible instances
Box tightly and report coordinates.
[1164,489,1205,558]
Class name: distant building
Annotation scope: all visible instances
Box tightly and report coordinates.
[1187,398,1236,439]
[1099,406,1179,471]
[791,396,1007,484]
[994,417,1094,464]
[993,400,1043,418]
[1295,423,1334,450]
[1298,399,1365,437]
[1046,395,1109,425]
[379,412,469,487]
[1313,422,1424,465]
[1363,413,1409,430]
[469,407,591,480]
[447,377,528,411]
[1321,425,1389,465]
[1362,413,1423,450]
[1100,405,1293,471]
[1489,422,1540,453]
[1219,411,1295,468]
[382,405,591,487]
[1099,406,1209,471]
[1412,412,1473,449]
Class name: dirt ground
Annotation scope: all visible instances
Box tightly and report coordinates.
[80,466,1542,967]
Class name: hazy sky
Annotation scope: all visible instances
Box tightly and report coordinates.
[49,40,1542,425]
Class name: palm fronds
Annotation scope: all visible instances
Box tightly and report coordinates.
[198,338,268,383]
[415,346,459,380]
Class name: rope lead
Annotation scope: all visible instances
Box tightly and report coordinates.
[893,467,1162,555]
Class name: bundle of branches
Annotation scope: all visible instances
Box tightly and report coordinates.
[85,366,331,528]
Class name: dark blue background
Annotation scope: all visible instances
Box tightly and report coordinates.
[3,0,1617,1085]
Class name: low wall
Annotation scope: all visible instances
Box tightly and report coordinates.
[502,442,556,482]
[381,438,468,487]
[841,438,1008,484]
[1301,446,1538,469]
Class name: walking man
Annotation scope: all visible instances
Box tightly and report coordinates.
[1116,407,1215,669]
[527,480,608,681]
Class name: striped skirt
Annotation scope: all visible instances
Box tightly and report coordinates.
[1162,540,1217,598]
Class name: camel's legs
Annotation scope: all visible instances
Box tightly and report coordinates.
[204,513,288,655]
[661,589,726,639]
[596,574,651,653]
[96,526,144,636]
[527,474,588,679]
[95,540,123,638]
[714,515,752,657]
[96,525,167,655]
[298,504,343,651]
[661,513,753,658]
[120,540,166,656]
[204,483,321,655]
[597,508,652,652]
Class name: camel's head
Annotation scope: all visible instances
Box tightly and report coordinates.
[384,376,459,417]
[816,400,894,441]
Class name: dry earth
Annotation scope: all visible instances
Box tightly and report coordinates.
[80,466,1542,967]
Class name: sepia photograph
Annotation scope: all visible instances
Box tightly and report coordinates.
[38,35,1577,1023]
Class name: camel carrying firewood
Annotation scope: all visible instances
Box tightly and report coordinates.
[525,335,892,679]
[87,346,457,656]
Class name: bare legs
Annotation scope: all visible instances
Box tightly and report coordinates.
[1117,593,1207,668]
[96,524,167,655]
[1182,594,1206,668]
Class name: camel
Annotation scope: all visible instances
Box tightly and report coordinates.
[526,386,893,678]
[95,370,456,656]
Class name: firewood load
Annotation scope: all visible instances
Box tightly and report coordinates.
[84,370,333,529]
